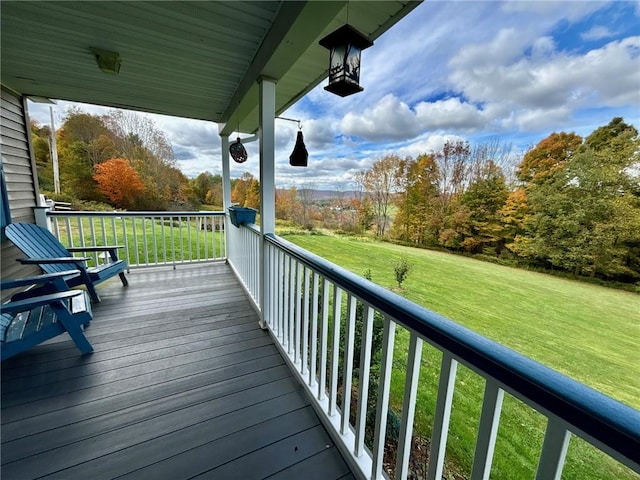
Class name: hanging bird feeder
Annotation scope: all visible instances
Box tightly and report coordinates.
[229,136,248,163]
[319,24,373,97]
[289,122,308,167]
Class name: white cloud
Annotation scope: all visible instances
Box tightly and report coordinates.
[501,1,606,22]
[449,32,640,131]
[415,99,486,130]
[340,94,419,141]
[581,26,616,41]
[339,95,486,142]
[395,133,468,159]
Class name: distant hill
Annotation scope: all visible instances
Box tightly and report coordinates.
[280,188,359,201]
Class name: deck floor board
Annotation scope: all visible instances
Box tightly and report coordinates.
[1,263,353,480]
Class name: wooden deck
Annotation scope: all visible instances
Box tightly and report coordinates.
[1,263,354,480]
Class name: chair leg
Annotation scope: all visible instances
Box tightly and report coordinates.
[119,272,129,286]
[52,305,94,355]
[86,283,101,303]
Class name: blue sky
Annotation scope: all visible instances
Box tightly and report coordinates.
[29,0,640,190]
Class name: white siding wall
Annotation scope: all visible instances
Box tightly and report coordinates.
[1,87,41,299]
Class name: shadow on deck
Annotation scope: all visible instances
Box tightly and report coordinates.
[1,263,354,480]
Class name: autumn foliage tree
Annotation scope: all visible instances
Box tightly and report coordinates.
[93,158,146,209]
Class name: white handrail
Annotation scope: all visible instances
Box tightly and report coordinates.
[47,211,226,268]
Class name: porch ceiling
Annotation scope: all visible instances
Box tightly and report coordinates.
[0,1,418,134]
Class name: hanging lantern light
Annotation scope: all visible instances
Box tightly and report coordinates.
[229,136,248,163]
[319,24,373,97]
[289,123,308,167]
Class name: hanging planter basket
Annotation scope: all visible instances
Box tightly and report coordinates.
[230,137,248,163]
[228,206,257,227]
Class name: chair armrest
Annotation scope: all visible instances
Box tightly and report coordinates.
[17,257,91,265]
[1,291,81,314]
[67,246,124,252]
[1,270,80,290]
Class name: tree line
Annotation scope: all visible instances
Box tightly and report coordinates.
[32,107,210,211]
[34,109,639,282]
[354,118,639,282]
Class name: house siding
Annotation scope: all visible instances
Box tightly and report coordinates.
[1,86,42,298]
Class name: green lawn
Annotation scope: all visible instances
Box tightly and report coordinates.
[282,232,640,480]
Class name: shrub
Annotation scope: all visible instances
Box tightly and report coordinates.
[394,255,412,288]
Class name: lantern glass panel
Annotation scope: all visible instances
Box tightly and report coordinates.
[329,45,346,82]
[345,45,361,84]
[329,44,362,86]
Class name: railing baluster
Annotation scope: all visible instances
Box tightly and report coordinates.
[427,352,458,480]
[109,217,115,246]
[535,416,571,480]
[396,333,423,480]
[64,217,72,246]
[309,272,319,388]
[89,217,98,265]
[132,217,140,266]
[169,216,176,268]
[301,266,310,376]
[372,316,397,479]
[160,216,167,264]
[270,246,278,335]
[267,243,274,328]
[195,216,201,262]
[151,217,158,265]
[340,294,357,435]
[100,217,105,245]
[142,217,150,265]
[121,217,129,269]
[77,216,84,249]
[470,379,504,480]
[203,216,209,261]
[329,285,342,417]
[282,254,290,348]
[288,257,296,355]
[355,305,374,457]
[277,249,284,339]
[294,261,303,365]
[318,278,330,401]
[179,215,184,263]
[187,215,193,262]
[100,217,107,246]
[52,216,60,240]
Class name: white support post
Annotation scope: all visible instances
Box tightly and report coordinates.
[221,135,231,211]
[221,134,232,260]
[258,77,276,329]
[33,205,51,230]
[258,76,276,235]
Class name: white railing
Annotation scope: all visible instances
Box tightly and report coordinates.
[232,232,639,480]
[225,220,261,310]
[47,211,226,268]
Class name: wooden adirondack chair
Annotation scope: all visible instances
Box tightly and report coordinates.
[1,271,93,360]
[5,222,128,303]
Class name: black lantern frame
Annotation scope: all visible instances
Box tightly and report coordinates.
[319,24,373,97]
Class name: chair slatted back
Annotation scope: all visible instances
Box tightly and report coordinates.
[5,223,74,274]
